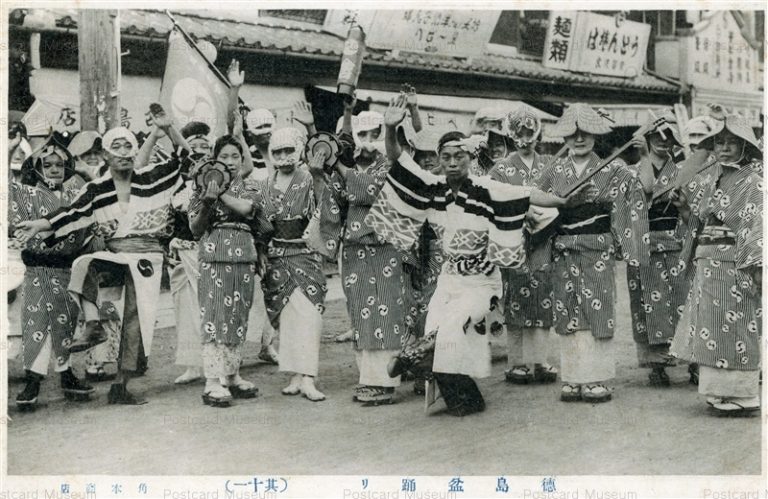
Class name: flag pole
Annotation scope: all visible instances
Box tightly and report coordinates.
[165,10,231,88]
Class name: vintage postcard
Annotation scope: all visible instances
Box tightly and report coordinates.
[1,1,765,498]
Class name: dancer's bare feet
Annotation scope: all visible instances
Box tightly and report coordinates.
[300,375,325,401]
[282,374,302,395]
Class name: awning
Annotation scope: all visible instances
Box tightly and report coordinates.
[14,8,679,95]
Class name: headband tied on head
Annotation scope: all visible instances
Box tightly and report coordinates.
[269,127,305,169]
[102,127,139,158]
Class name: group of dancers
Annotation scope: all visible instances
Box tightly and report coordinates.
[8,60,763,417]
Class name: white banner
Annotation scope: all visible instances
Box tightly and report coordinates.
[686,11,760,93]
[543,12,650,78]
[365,10,501,57]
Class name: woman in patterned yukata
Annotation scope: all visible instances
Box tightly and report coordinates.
[534,103,650,404]
[11,135,94,410]
[189,126,260,407]
[370,98,591,416]
[16,118,187,405]
[489,107,559,385]
[669,114,762,416]
[317,101,410,406]
[250,127,328,401]
[624,114,693,387]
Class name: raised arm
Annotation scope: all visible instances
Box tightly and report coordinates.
[226,59,244,132]
[341,94,356,136]
[306,149,330,203]
[293,101,317,137]
[384,95,408,162]
[403,84,423,133]
[232,110,254,178]
[136,107,190,167]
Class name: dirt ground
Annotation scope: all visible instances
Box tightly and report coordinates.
[5,264,763,476]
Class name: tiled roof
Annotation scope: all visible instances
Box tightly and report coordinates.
[20,8,680,94]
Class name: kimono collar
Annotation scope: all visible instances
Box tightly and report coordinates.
[720,160,742,170]
[569,152,599,177]
[512,151,537,170]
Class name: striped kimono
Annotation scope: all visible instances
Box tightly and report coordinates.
[626,156,691,366]
[671,160,762,379]
[317,151,410,352]
[490,152,554,330]
[189,177,258,344]
[44,158,183,371]
[535,153,650,339]
[366,152,530,379]
[250,167,327,376]
[10,178,86,374]
[252,168,327,320]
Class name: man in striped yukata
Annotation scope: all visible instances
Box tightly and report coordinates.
[368,97,591,416]
[16,119,187,405]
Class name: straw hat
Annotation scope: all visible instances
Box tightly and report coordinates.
[684,116,718,146]
[550,103,613,137]
[699,114,762,160]
[643,111,683,147]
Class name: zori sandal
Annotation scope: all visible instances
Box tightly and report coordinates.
[560,383,582,402]
[581,384,612,403]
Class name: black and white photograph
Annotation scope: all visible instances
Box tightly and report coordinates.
[1,2,765,498]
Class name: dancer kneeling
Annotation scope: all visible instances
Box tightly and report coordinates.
[367,99,591,416]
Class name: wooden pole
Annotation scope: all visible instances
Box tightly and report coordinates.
[78,10,120,133]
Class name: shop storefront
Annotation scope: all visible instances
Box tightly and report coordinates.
[10,8,681,141]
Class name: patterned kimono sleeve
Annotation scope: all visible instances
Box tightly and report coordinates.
[243,177,274,243]
[9,182,27,229]
[731,173,763,270]
[675,168,713,276]
[532,163,554,193]
[187,187,206,237]
[601,161,650,268]
[525,166,558,271]
[313,171,347,259]
[345,155,390,206]
[42,182,96,244]
[230,177,258,221]
[365,151,439,252]
[489,164,510,184]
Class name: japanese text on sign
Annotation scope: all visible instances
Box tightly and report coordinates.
[543,11,650,78]
[687,11,759,93]
[364,10,501,57]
